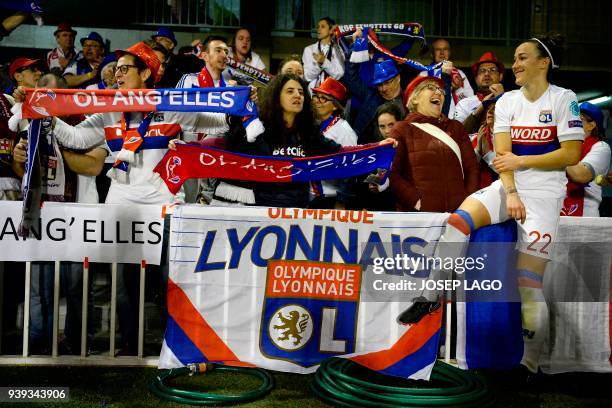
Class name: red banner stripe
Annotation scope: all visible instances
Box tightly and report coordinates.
[350,307,442,370]
[167,278,240,363]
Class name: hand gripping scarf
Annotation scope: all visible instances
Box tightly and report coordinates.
[196,66,263,141]
[334,23,441,72]
[1,0,42,12]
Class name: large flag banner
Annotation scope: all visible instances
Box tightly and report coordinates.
[159,206,447,379]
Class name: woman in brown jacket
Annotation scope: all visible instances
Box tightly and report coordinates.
[390,76,479,212]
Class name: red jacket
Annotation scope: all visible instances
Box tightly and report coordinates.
[390,112,479,212]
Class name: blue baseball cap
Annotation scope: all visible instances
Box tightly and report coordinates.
[80,31,104,47]
[579,102,604,131]
[152,27,177,47]
[370,59,399,86]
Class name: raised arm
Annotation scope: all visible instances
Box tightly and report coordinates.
[53,113,106,149]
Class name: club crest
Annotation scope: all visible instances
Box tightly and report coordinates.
[538,110,552,123]
[260,259,361,367]
[268,305,313,350]
[166,155,182,184]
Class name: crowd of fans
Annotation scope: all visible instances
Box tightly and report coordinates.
[0,15,610,357]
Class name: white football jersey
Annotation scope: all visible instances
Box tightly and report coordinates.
[494,85,584,198]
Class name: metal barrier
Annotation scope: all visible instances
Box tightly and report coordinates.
[0,259,159,366]
[133,0,241,29]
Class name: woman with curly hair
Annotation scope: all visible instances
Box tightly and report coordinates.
[219,74,344,208]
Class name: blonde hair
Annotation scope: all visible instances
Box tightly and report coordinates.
[407,80,437,113]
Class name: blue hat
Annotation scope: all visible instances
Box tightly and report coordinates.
[579,102,604,131]
[99,54,117,72]
[80,31,104,47]
[370,59,399,86]
[152,27,177,47]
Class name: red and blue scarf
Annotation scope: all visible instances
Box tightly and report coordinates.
[153,142,396,195]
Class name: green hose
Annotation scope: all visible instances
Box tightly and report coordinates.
[149,363,274,406]
[311,358,495,408]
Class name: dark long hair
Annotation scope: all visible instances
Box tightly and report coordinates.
[231,27,253,60]
[526,32,565,81]
[260,73,316,147]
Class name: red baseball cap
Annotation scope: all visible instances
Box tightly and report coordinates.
[312,77,348,104]
[9,58,42,80]
[403,75,445,107]
[116,41,162,84]
[471,52,505,77]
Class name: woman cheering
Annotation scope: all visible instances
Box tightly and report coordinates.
[390,76,479,212]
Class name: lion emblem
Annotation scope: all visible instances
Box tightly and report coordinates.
[273,311,309,346]
[267,305,313,351]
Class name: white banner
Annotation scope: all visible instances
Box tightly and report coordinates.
[0,201,165,265]
[160,206,448,379]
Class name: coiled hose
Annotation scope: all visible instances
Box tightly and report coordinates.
[149,363,274,406]
[311,358,495,408]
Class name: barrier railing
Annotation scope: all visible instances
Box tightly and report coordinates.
[0,261,158,366]
[0,201,166,366]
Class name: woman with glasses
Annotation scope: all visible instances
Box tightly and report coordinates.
[309,77,357,209]
[389,75,479,212]
[13,41,233,206]
[13,41,247,355]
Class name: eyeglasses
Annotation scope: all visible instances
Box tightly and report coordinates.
[423,84,446,96]
[477,67,499,75]
[312,94,332,103]
[115,65,138,75]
